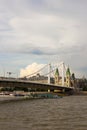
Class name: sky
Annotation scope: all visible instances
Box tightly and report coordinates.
[0,0,87,78]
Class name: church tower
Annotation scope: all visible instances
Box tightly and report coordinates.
[66,67,71,87]
[55,68,59,85]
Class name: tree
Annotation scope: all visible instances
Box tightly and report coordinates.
[72,73,75,80]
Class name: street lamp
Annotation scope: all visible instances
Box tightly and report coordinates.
[7,72,13,78]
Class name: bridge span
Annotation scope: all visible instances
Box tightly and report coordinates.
[0,79,74,93]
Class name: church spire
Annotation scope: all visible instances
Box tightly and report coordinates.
[55,68,59,76]
[55,68,59,85]
[66,67,71,76]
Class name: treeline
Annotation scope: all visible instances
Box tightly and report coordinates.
[0,87,47,92]
[0,87,28,92]
[78,78,87,91]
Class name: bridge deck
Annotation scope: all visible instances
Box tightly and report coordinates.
[0,78,74,91]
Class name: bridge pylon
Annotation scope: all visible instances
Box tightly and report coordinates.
[62,62,65,86]
[48,63,51,84]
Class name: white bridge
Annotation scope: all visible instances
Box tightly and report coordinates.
[22,62,67,87]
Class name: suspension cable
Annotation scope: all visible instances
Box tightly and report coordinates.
[22,62,66,78]
[43,62,66,77]
[43,66,57,77]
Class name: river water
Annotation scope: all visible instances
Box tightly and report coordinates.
[0,96,87,130]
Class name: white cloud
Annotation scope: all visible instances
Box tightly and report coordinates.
[20,62,46,77]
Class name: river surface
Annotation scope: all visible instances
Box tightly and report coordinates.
[0,96,87,130]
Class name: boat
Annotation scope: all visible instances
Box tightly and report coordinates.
[24,93,62,99]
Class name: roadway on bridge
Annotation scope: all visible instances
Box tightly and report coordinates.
[0,78,74,92]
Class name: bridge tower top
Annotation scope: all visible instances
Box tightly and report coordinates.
[61,62,65,86]
[48,63,51,84]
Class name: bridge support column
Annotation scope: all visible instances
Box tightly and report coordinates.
[48,89,50,92]
[62,88,65,93]
[48,63,51,84]
[62,62,65,86]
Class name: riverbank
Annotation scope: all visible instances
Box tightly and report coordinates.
[0,92,63,102]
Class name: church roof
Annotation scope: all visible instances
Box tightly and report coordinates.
[66,67,71,76]
[55,68,59,76]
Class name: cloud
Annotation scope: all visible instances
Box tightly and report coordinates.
[0,0,86,53]
[20,62,46,77]
[0,0,87,78]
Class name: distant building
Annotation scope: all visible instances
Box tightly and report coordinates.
[28,73,54,84]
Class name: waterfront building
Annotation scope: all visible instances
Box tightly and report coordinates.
[28,74,54,84]
[66,67,71,87]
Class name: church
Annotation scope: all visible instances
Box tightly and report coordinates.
[54,67,75,87]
